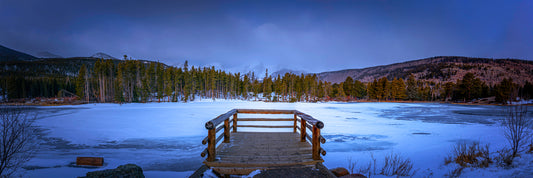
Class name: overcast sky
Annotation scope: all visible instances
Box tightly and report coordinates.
[1,0,532,74]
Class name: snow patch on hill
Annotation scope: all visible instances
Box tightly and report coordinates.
[91,52,117,59]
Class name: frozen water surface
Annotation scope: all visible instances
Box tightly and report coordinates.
[18,101,533,177]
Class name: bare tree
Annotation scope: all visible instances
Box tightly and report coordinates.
[0,107,38,177]
[502,105,532,158]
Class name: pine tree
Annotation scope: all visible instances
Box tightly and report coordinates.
[377,77,388,101]
[263,69,272,101]
[456,72,484,102]
[156,62,164,102]
[164,67,173,102]
[76,64,87,100]
[243,73,250,99]
[353,80,366,99]
[521,81,533,99]
[367,79,376,100]
[182,63,191,102]
[115,62,125,103]
[395,78,407,100]
[495,78,517,104]
[406,74,418,101]
[343,77,354,98]
[336,83,346,99]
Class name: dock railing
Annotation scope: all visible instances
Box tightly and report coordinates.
[201,109,326,162]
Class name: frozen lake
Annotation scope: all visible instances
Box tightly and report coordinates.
[19,101,533,177]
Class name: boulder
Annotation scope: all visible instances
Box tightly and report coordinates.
[329,167,349,177]
[81,164,144,178]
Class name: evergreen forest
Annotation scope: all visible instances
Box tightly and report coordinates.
[1,58,532,104]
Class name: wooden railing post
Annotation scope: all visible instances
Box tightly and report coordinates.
[300,119,306,142]
[232,113,237,132]
[224,119,230,143]
[293,114,297,133]
[207,128,216,161]
[312,125,320,160]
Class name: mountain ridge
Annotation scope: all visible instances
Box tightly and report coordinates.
[0,44,38,61]
[1,44,531,86]
[317,56,533,85]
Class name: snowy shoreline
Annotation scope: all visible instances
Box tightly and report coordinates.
[6,96,533,107]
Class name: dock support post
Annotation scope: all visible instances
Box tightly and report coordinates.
[232,113,237,132]
[293,114,297,133]
[300,119,306,142]
[224,119,230,143]
[207,128,216,161]
[312,125,320,160]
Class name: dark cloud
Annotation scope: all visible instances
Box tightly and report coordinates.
[1,0,532,74]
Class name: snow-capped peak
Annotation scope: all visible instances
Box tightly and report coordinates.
[91,52,117,60]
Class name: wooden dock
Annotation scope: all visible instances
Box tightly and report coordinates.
[199,109,327,175]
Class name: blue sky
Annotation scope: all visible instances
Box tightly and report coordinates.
[1,0,531,73]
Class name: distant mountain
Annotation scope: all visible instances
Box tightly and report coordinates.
[91,52,117,59]
[35,51,63,58]
[0,57,165,78]
[0,44,38,61]
[318,56,533,86]
[271,68,307,77]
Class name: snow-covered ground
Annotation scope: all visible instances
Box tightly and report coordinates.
[18,101,533,177]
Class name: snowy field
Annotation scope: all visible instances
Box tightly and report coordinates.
[18,101,533,177]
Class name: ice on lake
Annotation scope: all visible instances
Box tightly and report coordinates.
[18,101,533,177]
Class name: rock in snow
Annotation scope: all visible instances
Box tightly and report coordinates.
[82,164,144,178]
[330,167,349,177]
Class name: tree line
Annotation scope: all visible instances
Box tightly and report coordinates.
[1,76,75,100]
[354,72,532,103]
[74,58,334,103]
[2,58,532,104]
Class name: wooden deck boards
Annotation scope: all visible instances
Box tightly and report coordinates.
[204,132,323,175]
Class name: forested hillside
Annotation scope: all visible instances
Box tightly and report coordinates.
[1,53,532,104]
[319,56,533,86]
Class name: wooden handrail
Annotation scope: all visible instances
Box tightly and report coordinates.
[201,148,207,157]
[237,125,293,128]
[236,109,295,114]
[305,123,313,130]
[319,148,327,156]
[305,134,312,142]
[237,118,293,121]
[204,109,326,162]
[295,111,324,129]
[205,109,237,130]
[202,136,208,145]
[216,134,224,144]
[215,125,224,133]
